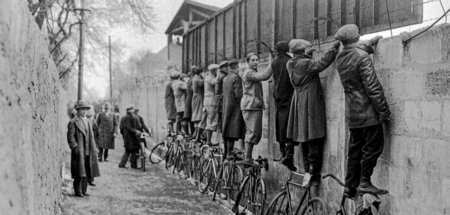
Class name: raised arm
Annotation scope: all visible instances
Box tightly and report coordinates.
[244,66,273,81]
[305,46,338,75]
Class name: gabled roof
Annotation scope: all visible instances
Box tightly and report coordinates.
[165,0,220,36]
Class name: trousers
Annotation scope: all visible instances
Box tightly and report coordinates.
[301,138,324,175]
[119,149,139,168]
[73,156,91,195]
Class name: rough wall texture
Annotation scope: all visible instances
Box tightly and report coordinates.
[0,0,65,214]
[120,24,450,214]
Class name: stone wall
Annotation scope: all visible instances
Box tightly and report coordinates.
[119,24,450,214]
[0,1,66,214]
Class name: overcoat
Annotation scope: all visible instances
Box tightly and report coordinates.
[184,78,193,118]
[172,79,187,113]
[120,113,142,151]
[67,116,100,179]
[222,70,245,139]
[164,81,177,120]
[96,112,117,149]
[191,74,204,122]
[286,48,337,143]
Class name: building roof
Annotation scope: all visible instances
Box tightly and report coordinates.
[165,0,220,36]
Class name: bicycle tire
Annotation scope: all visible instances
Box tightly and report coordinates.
[141,151,146,172]
[212,163,226,201]
[228,164,244,203]
[301,197,327,215]
[232,176,250,215]
[149,142,166,164]
[165,146,174,169]
[190,155,200,181]
[253,178,267,215]
[265,190,290,215]
[177,151,190,179]
[197,159,212,193]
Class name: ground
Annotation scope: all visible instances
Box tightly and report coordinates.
[60,138,233,215]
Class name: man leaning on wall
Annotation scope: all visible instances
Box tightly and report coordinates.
[334,24,390,197]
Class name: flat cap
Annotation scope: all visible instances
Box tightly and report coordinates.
[334,24,360,43]
[289,39,312,53]
[219,61,230,68]
[74,100,91,110]
[208,64,219,70]
[126,105,134,111]
[276,41,289,53]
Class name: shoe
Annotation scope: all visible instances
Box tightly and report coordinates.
[240,159,254,168]
[302,173,312,187]
[104,159,109,162]
[98,158,103,162]
[118,165,128,169]
[74,193,84,197]
[344,187,357,198]
[281,157,297,172]
[88,182,96,186]
[357,181,388,195]
[82,193,90,196]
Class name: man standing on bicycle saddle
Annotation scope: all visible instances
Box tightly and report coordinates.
[119,105,143,169]
[171,72,189,135]
[164,74,177,135]
[202,64,220,145]
[334,24,390,197]
[222,60,246,160]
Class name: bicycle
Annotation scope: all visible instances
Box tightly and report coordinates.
[149,133,175,164]
[212,151,245,204]
[232,156,268,215]
[265,171,327,215]
[323,174,383,215]
[197,143,223,193]
[164,134,187,171]
[138,133,150,172]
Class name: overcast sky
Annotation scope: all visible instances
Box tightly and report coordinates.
[84,0,449,100]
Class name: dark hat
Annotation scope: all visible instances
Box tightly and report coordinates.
[74,100,91,110]
[126,105,134,111]
[289,39,312,53]
[229,59,239,66]
[334,24,360,43]
[219,61,230,68]
[276,41,289,53]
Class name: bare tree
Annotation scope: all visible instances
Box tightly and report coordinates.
[27,0,157,83]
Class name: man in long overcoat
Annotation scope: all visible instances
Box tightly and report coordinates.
[67,101,100,197]
[286,39,339,185]
[334,24,390,196]
[191,67,204,141]
[215,61,228,132]
[118,106,142,169]
[172,72,188,134]
[222,60,246,160]
[96,103,118,162]
[184,69,195,136]
[165,75,177,134]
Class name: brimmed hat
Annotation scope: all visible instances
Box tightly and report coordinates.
[208,64,219,70]
[334,24,360,43]
[289,39,312,53]
[74,100,91,110]
[219,61,230,68]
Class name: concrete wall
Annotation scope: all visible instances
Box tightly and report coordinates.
[0,1,66,214]
[120,24,450,214]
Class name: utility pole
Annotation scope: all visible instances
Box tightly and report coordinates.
[109,36,113,103]
[77,0,86,101]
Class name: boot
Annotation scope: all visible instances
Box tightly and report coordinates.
[182,123,189,137]
[195,127,204,142]
[167,122,174,135]
[242,142,254,167]
[206,130,213,145]
[357,178,388,195]
[226,140,235,160]
[281,143,297,172]
[189,122,195,136]
[274,142,286,161]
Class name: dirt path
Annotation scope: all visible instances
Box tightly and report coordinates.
[60,139,233,215]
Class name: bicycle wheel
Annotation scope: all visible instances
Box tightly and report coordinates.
[197,159,212,193]
[176,151,190,179]
[212,164,227,201]
[190,155,201,181]
[150,142,166,164]
[228,164,244,202]
[302,197,327,215]
[141,151,146,172]
[232,176,251,215]
[165,146,174,169]
[253,179,267,215]
[265,191,290,215]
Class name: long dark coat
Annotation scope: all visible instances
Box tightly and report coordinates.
[67,116,100,179]
[222,70,245,139]
[184,78,194,119]
[164,81,177,120]
[96,112,117,149]
[286,49,337,143]
[120,113,142,151]
[191,74,204,122]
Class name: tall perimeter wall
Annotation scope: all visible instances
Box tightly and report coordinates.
[119,24,450,214]
[0,0,67,214]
